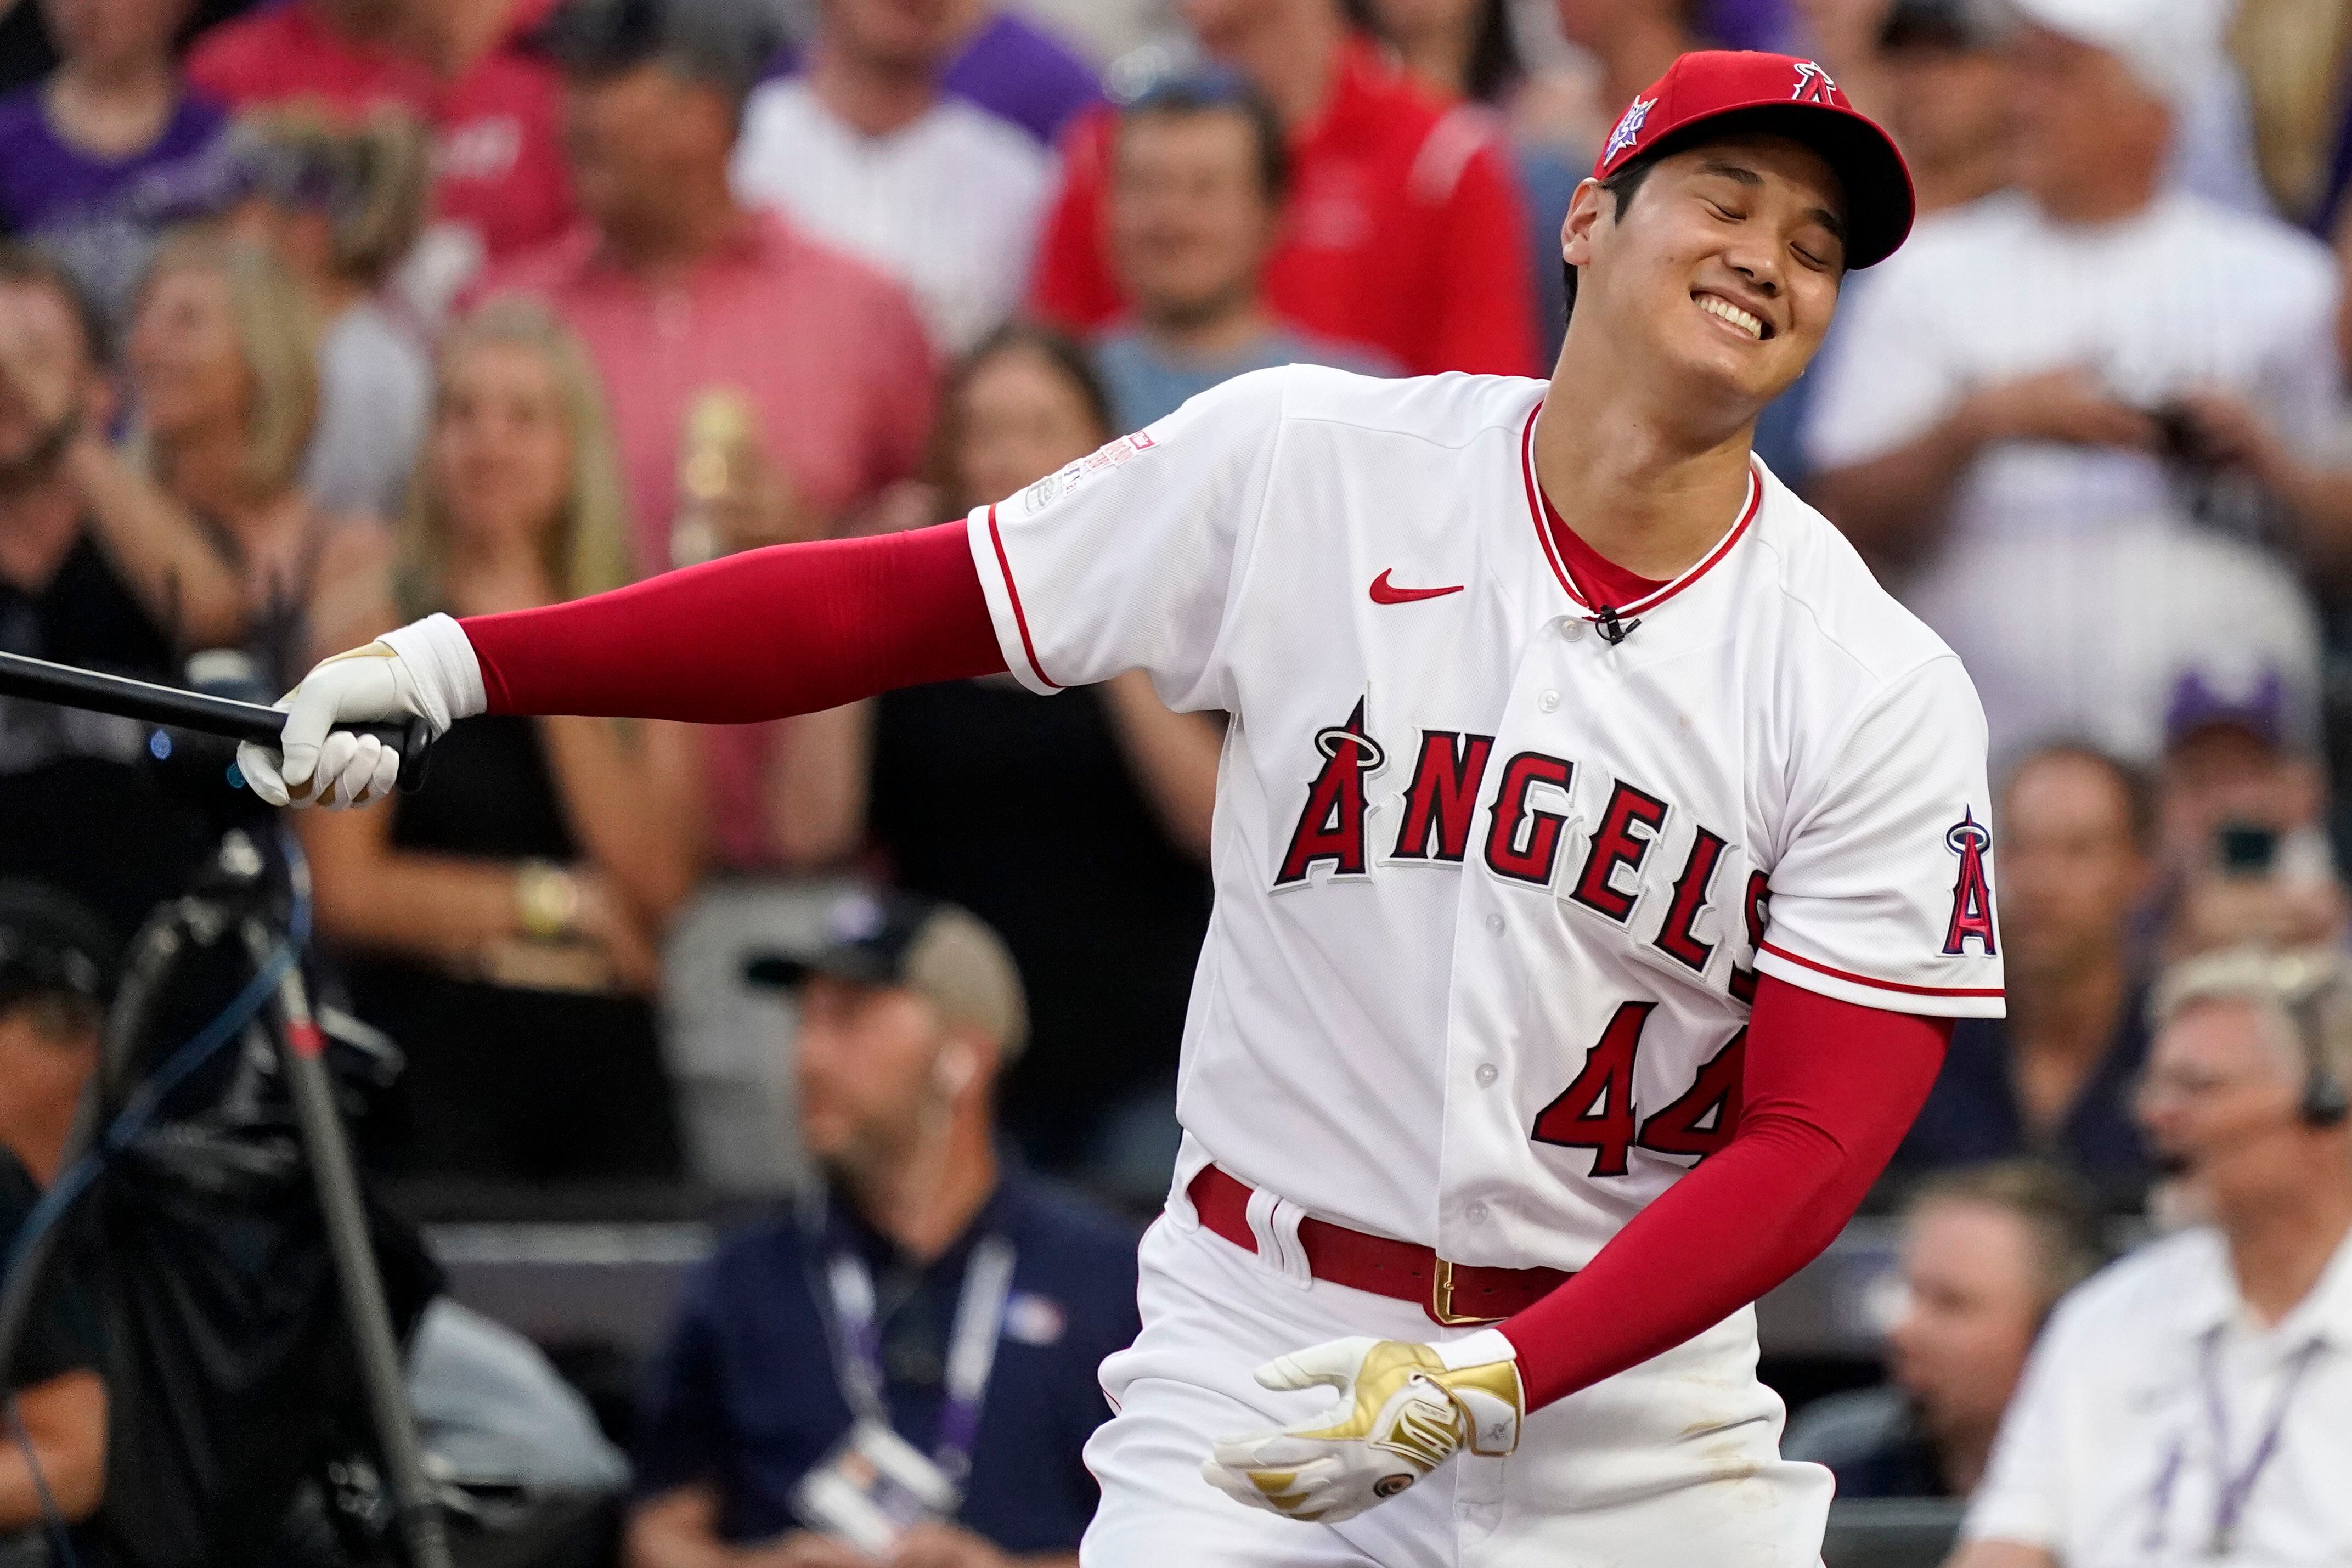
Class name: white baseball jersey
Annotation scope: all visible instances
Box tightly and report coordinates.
[965,365,2005,1273]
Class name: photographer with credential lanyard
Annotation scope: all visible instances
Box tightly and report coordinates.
[1952,946,2352,1568]
[625,890,1140,1568]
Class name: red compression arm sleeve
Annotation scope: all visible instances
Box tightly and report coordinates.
[1498,974,1950,1410]
[460,522,1008,721]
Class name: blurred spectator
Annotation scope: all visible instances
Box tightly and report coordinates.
[627,889,1137,1566]
[498,0,933,871]
[227,106,435,523]
[1786,1161,2106,1499]
[125,233,380,691]
[1802,0,2339,771]
[0,243,233,934]
[0,881,111,1540]
[1955,946,2352,1568]
[2154,668,2347,962]
[185,0,576,312]
[1351,0,1583,359]
[302,297,698,1183]
[763,0,1105,154]
[731,0,1054,354]
[0,878,109,1186]
[0,0,240,327]
[777,325,1218,1189]
[1029,0,1537,377]
[1871,0,2014,216]
[1093,71,1393,432]
[1894,747,2158,1209]
[1748,0,2015,484]
[1553,0,1704,135]
[923,0,1100,146]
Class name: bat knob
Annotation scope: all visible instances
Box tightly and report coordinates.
[393,717,436,795]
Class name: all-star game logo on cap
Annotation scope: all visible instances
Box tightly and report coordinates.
[1592,50,1917,269]
[1603,93,1655,165]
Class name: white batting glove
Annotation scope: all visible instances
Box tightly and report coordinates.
[238,613,484,810]
[1201,1329,1523,1524]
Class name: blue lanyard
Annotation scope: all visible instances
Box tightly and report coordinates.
[819,1231,1018,1487]
[2142,1327,2324,1559]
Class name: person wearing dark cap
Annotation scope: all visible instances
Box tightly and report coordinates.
[2155,666,2347,962]
[626,889,1138,1568]
[260,48,2002,1559]
[0,880,113,1541]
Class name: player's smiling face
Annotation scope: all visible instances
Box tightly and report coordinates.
[1564,132,1848,412]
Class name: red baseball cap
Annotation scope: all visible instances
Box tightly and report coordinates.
[1593,51,1916,269]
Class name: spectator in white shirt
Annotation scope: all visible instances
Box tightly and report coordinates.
[1801,0,2339,772]
[1953,945,2352,1568]
[730,0,1052,353]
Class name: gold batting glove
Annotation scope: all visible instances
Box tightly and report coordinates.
[1200,1329,1522,1524]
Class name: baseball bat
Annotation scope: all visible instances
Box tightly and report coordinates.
[0,647,434,793]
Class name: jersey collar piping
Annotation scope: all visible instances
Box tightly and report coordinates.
[1518,402,1763,622]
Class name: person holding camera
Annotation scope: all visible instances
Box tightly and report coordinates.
[1953,946,2352,1566]
[2152,668,2348,963]
[625,890,1138,1568]
[1801,0,2334,772]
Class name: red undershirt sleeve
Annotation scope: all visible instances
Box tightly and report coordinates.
[459,521,1009,722]
[1498,973,1950,1411]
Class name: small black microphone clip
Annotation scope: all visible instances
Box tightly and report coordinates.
[1593,606,1640,645]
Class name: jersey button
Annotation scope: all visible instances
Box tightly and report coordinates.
[1465,1200,1490,1226]
[1559,617,1586,642]
[1484,912,1504,935]
[1538,689,1561,713]
[1475,1063,1499,1088]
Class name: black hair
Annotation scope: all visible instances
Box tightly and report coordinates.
[0,242,109,369]
[1560,152,1667,330]
[533,0,774,108]
[1120,69,1291,204]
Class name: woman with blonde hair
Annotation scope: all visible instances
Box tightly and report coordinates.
[301,296,701,1183]
[228,104,434,521]
[124,228,374,688]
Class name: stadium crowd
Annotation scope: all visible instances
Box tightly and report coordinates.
[4,0,2352,1562]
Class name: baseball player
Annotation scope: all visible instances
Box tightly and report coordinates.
[245,52,2004,1565]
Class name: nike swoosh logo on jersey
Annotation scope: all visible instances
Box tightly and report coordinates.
[1369,571,1464,605]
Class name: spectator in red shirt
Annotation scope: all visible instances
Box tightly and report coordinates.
[1028,0,1537,377]
[484,0,933,871]
[185,0,575,303]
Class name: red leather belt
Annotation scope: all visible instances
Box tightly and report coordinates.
[1186,1164,1570,1327]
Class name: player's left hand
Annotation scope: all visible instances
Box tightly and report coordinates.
[1200,1330,1522,1524]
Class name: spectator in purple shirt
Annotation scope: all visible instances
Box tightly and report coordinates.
[0,0,240,325]
[764,0,1102,149]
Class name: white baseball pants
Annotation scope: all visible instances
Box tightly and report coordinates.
[1080,1203,1833,1567]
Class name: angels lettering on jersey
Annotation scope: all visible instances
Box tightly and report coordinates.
[1274,692,1774,1007]
[1268,688,2001,1178]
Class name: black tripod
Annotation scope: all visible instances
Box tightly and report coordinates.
[0,647,447,1568]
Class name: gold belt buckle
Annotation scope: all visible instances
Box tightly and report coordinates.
[1429,1257,1504,1326]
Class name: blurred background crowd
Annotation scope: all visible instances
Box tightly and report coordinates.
[4,0,2352,1562]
